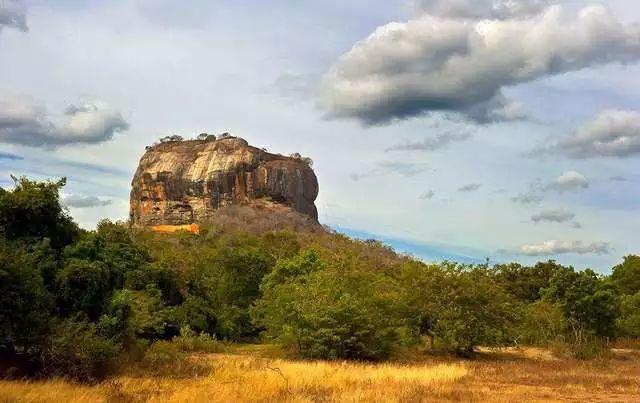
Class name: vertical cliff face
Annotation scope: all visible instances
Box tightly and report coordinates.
[129,136,318,227]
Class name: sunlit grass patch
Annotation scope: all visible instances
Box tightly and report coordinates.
[2,347,640,402]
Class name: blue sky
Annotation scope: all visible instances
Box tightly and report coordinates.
[1,0,640,272]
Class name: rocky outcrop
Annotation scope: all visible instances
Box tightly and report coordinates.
[130,136,318,227]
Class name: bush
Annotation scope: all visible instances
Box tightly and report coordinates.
[41,319,120,381]
[171,326,220,353]
[141,337,210,377]
[253,250,415,360]
[551,337,610,360]
[143,340,185,366]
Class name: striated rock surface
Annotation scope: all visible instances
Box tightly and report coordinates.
[130,136,318,227]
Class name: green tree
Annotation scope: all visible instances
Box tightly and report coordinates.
[0,241,53,352]
[100,288,168,343]
[494,260,565,303]
[611,255,640,296]
[401,263,522,354]
[254,250,414,360]
[56,259,111,320]
[544,268,620,340]
[617,291,640,337]
[0,176,77,248]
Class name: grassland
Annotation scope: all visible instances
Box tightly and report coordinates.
[1,346,639,402]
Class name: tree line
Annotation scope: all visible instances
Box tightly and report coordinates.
[1,177,639,380]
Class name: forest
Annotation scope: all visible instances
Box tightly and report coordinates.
[1,177,639,382]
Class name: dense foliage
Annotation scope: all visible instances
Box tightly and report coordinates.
[1,177,639,380]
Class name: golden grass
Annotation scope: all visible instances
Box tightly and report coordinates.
[1,347,639,402]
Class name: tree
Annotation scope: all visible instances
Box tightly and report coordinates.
[617,291,640,337]
[401,262,522,354]
[544,268,620,340]
[100,288,168,343]
[0,176,77,248]
[254,250,414,360]
[56,258,111,320]
[0,241,53,352]
[611,255,640,295]
[494,260,565,303]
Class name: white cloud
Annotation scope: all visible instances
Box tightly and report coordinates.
[321,5,640,125]
[512,182,545,204]
[458,183,482,192]
[0,0,27,32]
[548,170,589,192]
[0,98,129,147]
[557,109,640,158]
[513,171,589,204]
[62,194,113,208]
[411,0,553,20]
[386,130,472,152]
[520,240,610,256]
[531,208,575,223]
[420,190,435,199]
[350,161,430,181]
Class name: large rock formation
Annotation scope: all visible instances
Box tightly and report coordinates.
[130,136,318,227]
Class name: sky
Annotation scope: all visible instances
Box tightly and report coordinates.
[1,0,640,272]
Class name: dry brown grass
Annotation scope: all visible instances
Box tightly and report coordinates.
[1,346,639,402]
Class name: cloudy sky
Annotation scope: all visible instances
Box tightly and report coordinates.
[1,0,639,271]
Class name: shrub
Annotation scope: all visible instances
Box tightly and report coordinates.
[551,337,611,360]
[171,326,220,353]
[143,340,185,366]
[141,338,210,377]
[254,250,415,360]
[41,319,120,381]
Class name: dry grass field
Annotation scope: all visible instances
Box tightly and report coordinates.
[1,346,639,402]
